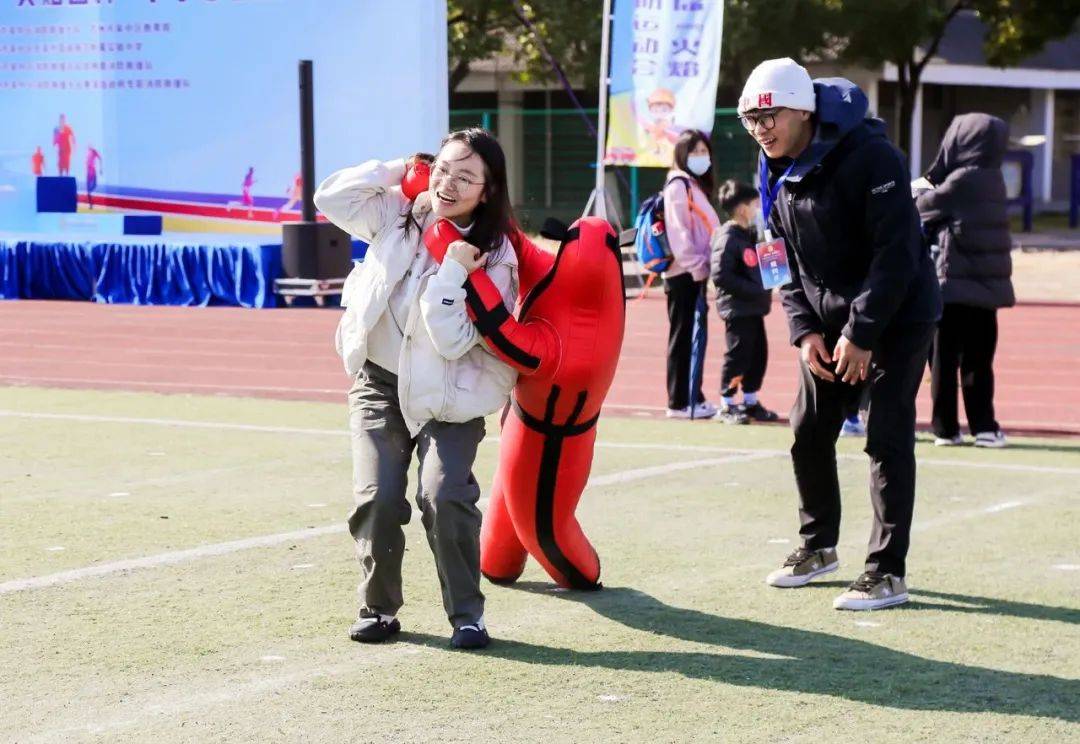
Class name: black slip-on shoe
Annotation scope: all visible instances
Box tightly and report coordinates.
[349,613,401,643]
[743,401,779,422]
[450,623,491,650]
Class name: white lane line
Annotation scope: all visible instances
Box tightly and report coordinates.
[0,525,341,595]
[0,376,344,395]
[602,403,666,412]
[913,499,1037,532]
[984,500,1027,513]
[0,410,348,436]
[4,409,1079,476]
[914,458,1080,476]
[0,453,777,596]
[584,451,777,487]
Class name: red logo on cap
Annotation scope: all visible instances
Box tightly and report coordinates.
[743,248,759,268]
[758,93,773,108]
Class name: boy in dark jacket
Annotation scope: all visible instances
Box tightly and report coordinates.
[710,179,778,425]
[916,113,1015,449]
[738,58,942,611]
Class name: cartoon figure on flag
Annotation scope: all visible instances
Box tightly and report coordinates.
[645,88,678,160]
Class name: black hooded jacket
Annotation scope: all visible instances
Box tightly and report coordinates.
[766,78,942,349]
[709,221,772,320]
[916,113,1015,309]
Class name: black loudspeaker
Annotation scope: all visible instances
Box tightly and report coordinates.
[281,221,353,279]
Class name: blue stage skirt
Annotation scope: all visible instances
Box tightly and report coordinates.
[0,234,283,308]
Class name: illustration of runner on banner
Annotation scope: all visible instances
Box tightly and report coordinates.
[604,0,724,168]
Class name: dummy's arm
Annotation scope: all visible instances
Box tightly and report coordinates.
[423,219,560,378]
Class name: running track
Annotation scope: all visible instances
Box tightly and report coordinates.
[1,298,1077,436]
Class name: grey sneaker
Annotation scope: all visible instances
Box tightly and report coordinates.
[934,434,964,447]
[974,431,1007,449]
[833,572,909,611]
[765,547,839,588]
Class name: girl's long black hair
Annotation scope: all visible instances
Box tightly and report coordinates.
[403,127,515,257]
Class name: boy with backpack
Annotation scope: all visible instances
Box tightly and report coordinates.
[710,179,778,424]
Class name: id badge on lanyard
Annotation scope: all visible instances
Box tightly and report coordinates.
[757,158,795,290]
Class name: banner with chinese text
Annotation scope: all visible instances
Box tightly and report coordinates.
[604,0,724,168]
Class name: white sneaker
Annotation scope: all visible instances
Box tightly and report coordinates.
[765,547,839,588]
[690,401,717,420]
[833,572,909,611]
[665,402,718,420]
[974,430,1007,448]
[934,434,964,447]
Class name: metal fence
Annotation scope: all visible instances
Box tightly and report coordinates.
[449,107,759,231]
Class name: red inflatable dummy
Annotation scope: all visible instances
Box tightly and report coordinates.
[422,216,625,590]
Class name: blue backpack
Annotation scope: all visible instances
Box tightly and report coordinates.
[633,176,694,278]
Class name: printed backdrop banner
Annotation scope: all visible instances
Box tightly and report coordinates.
[0,0,447,229]
[604,0,724,168]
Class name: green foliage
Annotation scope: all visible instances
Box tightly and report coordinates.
[974,0,1080,66]
[448,0,842,93]
[447,0,603,91]
[448,0,1080,94]
[829,0,955,69]
[720,0,836,86]
[830,0,1080,71]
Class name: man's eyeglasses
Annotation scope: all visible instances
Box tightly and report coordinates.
[432,162,484,192]
[738,109,780,132]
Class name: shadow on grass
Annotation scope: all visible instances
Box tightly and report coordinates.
[906,589,1080,625]
[427,583,1078,722]
[794,583,1079,625]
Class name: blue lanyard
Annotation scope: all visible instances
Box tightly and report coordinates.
[758,156,794,241]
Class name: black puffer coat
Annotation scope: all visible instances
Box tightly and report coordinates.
[916,113,1015,309]
[709,222,772,320]
[767,78,942,349]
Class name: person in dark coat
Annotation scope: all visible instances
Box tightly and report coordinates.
[916,113,1015,449]
[710,179,778,425]
[737,57,942,611]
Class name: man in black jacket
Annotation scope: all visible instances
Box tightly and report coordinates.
[917,113,1015,449]
[738,58,942,610]
[710,179,778,425]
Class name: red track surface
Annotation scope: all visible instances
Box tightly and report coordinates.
[1,298,1078,436]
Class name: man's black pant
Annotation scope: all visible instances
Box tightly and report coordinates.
[721,316,768,396]
[665,273,708,410]
[790,323,934,577]
[930,303,1000,438]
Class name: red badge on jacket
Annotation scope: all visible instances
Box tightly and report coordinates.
[743,248,759,267]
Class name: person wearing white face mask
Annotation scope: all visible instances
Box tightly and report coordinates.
[662,129,722,420]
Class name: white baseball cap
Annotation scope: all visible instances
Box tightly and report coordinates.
[738,58,816,114]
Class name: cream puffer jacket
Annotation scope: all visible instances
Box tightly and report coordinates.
[314,159,519,437]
